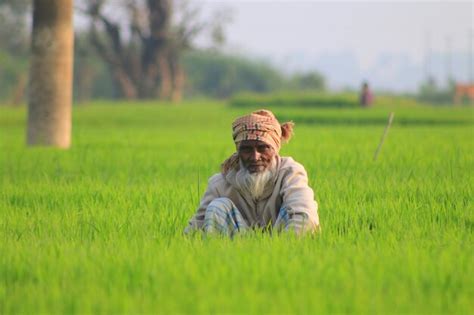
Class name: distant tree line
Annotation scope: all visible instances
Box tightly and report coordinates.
[0,0,30,105]
[0,0,325,105]
[417,77,459,104]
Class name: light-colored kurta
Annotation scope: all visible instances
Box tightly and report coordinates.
[185,156,320,233]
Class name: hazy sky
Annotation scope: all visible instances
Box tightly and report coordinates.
[197,1,472,68]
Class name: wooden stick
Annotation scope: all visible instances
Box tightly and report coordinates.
[373,112,395,161]
[197,168,201,203]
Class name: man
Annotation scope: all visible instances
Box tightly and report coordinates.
[184,109,320,236]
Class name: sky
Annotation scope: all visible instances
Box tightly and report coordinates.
[194,0,474,91]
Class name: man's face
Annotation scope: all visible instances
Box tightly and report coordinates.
[238,140,276,173]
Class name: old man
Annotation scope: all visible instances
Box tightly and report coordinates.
[185,109,320,236]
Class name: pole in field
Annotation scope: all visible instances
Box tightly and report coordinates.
[373,112,395,161]
[469,28,473,85]
[445,35,452,83]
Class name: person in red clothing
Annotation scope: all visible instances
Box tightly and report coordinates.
[360,81,374,107]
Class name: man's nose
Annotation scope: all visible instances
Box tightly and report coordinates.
[250,149,261,161]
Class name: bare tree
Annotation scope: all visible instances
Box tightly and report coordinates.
[27,0,74,148]
[78,0,205,101]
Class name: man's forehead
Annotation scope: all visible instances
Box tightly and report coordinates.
[239,140,270,147]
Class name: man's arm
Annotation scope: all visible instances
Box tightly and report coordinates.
[184,174,221,234]
[280,163,320,234]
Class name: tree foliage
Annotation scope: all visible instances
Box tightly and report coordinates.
[183,50,285,98]
[417,77,455,104]
[0,0,30,105]
[76,0,212,101]
[289,72,325,91]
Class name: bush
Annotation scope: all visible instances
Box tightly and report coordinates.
[229,92,358,108]
[417,77,455,104]
[183,51,285,98]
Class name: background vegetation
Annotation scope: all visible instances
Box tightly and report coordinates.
[0,0,327,104]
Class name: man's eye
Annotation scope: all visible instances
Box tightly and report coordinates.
[240,147,252,153]
[257,146,270,153]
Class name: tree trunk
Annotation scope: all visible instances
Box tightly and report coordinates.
[171,58,184,103]
[10,73,27,106]
[158,54,172,99]
[113,68,138,100]
[27,0,73,148]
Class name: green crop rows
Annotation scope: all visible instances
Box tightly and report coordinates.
[1,101,473,313]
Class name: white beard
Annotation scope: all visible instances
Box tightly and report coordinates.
[235,158,277,201]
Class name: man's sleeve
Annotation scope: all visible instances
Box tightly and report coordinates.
[280,164,320,234]
[184,175,221,234]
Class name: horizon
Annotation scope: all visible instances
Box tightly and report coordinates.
[194,0,474,92]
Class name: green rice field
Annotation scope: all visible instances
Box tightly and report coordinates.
[1,101,473,314]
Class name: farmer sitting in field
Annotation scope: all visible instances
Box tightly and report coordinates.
[184,109,320,236]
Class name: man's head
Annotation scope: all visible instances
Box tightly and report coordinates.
[221,109,294,175]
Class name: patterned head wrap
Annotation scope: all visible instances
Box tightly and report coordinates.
[221,109,294,174]
[232,110,283,151]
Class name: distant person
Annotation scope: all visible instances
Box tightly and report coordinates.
[184,109,320,236]
[360,81,374,107]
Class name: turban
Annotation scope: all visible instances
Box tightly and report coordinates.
[221,109,294,174]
